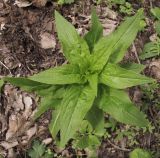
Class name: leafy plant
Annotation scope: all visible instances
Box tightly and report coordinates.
[140,38,160,60]
[129,148,152,158]
[106,0,133,15]
[0,9,154,150]
[140,7,160,60]
[151,7,160,20]
[119,2,133,15]
[28,140,54,158]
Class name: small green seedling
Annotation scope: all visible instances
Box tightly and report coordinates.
[140,7,160,60]
[0,9,154,150]
[106,0,133,15]
[130,148,152,158]
[28,140,54,158]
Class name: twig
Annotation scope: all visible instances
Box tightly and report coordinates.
[149,0,153,8]
[132,43,141,64]
[0,60,13,76]
[107,140,131,152]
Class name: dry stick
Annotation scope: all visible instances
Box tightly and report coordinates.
[0,60,13,76]
[107,140,131,152]
[149,0,153,8]
[132,43,141,64]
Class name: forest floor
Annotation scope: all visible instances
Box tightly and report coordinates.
[0,0,160,157]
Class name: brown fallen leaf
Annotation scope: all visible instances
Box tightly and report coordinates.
[14,0,32,7]
[42,138,52,145]
[0,141,18,150]
[40,32,56,49]
[8,148,16,158]
[32,0,47,7]
[23,96,33,119]
[0,113,7,133]
[149,59,160,80]
[26,124,37,140]
[6,114,25,140]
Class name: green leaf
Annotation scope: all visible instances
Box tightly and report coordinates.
[75,135,100,150]
[29,64,83,85]
[86,104,105,136]
[58,0,74,4]
[28,140,46,158]
[55,11,90,65]
[98,87,149,127]
[155,21,160,35]
[84,9,103,52]
[4,77,50,92]
[120,63,145,73]
[4,77,61,96]
[99,63,154,89]
[140,41,160,60]
[0,79,4,91]
[130,148,152,158]
[59,83,97,147]
[151,7,160,20]
[49,104,62,138]
[109,9,144,63]
[34,98,61,119]
[90,9,144,71]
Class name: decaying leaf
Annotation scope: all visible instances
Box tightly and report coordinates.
[14,0,32,7]
[40,32,56,49]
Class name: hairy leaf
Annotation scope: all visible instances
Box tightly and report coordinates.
[29,64,84,85]
[99,63,154,89]
[55,11,90,65]
[98,87,149,127]
[84,9,103,52]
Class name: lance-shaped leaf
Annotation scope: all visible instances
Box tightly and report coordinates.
[84,9,103,52]
[59,76,97,147]
[35,98,61,119]
[98,87,149,127]
[29,64,84,85]
[85,104,105,136]
[109,9,144,63]
[4,77,61,97]
[90,9,143,71]
[55,11,90,64]
[4,77,51,92]
[99,63,154,89]
[49,103,62,139]
[120,63,145,73]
